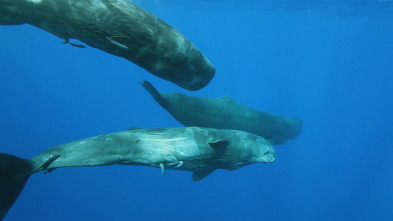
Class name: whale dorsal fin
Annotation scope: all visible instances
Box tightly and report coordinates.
[220,95,233,102]
[128,127,141,131]
[192,167,216,182]
[209,140,229,150]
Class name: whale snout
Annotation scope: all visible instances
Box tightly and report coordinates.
[261,150,276,163]
[155,53,215,91]
[253,140,276,163]
[253,150,275,163]
[180,53,215,91]
[186,65,215,91]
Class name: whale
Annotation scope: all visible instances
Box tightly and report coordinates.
[0,0,215,90]
[0,127,275,220]
[139,80,302,145]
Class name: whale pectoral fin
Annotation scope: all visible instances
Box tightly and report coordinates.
[192,167,216,182]
[159,163,165,176]
[209,140,229,150]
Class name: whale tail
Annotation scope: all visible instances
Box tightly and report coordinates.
[0,153,33,220]
[138,80,168,107]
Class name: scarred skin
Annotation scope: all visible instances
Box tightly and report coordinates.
[29,127,275,176]
[0,127,275,219]
[140,81,302,145]
[0,0,215,90]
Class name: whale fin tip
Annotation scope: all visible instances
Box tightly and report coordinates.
[0,153,33,220]
[138,80,168,107]
[209,140,229,150]
[220,95,233,102]
[159,163,165,175]
[192,167,215,182]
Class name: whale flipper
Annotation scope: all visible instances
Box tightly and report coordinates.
[0,153,33,220]
[159,163,165,175]
[192,167,216,182]
[209,140,229,150]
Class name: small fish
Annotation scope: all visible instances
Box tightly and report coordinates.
[63,38,86,48]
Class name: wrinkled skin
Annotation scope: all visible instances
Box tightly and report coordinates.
[0,127,275,219]
[0,0,215,90]
[30,127,275,178]
[140,81,302,145]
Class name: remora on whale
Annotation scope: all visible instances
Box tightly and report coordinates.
[139,80,302,145]
[0,127,274,220]
[0,0,215,90]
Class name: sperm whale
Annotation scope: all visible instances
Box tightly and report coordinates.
[0,0,215,90]
[0,127,275,220]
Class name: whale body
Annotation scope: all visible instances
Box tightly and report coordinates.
[139,80,302,145]
[0,127,274,219]
[0,0,215,90]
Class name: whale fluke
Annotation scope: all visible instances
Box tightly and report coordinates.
[0,153,32,221]
[0,153,62,220]
[138,81,168,107]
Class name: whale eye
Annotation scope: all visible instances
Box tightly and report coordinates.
[263,151,271,156]
[104,137,113,142]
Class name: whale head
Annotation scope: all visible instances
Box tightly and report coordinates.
[145,29,215,91]
[229,131,276,167]
[204,129,276,170]
[249,137,276,164]
[148,47,215,91]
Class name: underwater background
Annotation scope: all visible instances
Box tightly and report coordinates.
[1,0,393,220]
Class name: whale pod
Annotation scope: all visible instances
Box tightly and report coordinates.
[139,80,302,145]
[0,0,215,90]
[0,127,274,219]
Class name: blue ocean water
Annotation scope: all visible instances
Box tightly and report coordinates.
[1,0,393,220]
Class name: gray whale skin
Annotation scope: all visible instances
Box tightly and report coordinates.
[139,80,302,145]
[0,0,215,90]
[0,127,274,220]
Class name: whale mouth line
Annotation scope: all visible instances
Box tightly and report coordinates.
[263,151,271,156]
